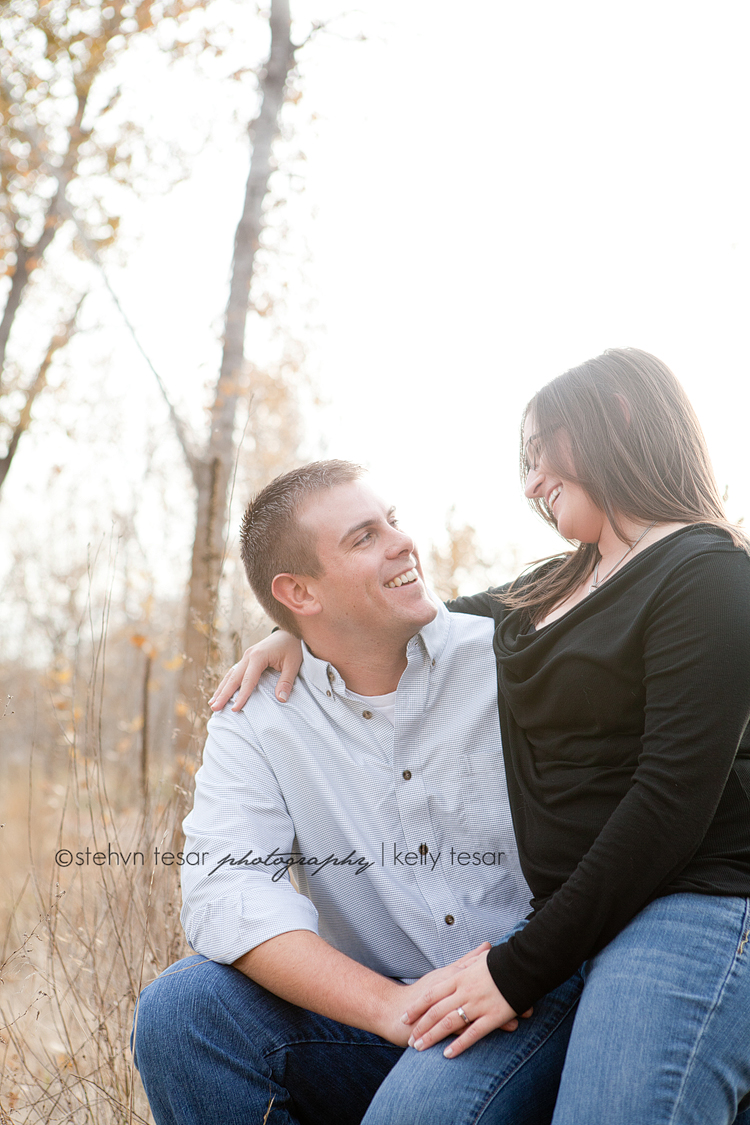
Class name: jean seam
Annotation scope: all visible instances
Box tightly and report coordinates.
[264,1039,399,1060]
[142,954,216,990]
[208,974,283,1086]
[669,898,750,1125]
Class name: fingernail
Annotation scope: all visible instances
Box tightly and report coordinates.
[414,1038,423,1050]
[408,1036,414,1047]
[400,1013,409,1024]
[444,1046,453,1058]
[278,690,289,702]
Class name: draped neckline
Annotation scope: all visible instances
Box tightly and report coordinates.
[496,524,717,661]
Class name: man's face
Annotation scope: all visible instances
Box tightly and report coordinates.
[298,480,437,641]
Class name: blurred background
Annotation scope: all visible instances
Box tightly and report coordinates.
[1,1,748,1118]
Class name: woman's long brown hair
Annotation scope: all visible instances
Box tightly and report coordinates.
[502,347,747,622]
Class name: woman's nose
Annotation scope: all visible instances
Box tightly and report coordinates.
[524,466,544,499]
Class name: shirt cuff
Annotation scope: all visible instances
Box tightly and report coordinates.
[181,889,320,964]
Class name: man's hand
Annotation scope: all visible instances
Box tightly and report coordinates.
[384,943,522,1047]
[210,630,303,712]
[401,950,530,1058]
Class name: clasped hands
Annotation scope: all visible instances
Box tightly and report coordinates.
[394,942,530,1059]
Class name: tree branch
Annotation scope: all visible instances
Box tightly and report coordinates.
[57,195,201,480]
[0,296,85,493]
[292,19,328,52]
[0,71,73,388]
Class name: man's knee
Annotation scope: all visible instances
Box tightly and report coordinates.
[132,954,239,1068]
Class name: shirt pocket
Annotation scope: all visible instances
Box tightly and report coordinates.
[461,745,503,777]
[457,748,510,849]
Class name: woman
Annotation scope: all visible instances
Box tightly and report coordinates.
[214,349,750,1123]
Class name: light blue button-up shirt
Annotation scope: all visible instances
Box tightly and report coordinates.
[181,603,531,982]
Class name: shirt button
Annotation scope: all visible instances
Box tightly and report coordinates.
[402,769,412,780]
[326,690,332,697]
[327,668,335,682]
[362,710,373,719]
[431,659,436,667]
[445,915,455,926]
[419,843,429,856]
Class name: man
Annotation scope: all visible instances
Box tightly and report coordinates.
[132,460,581,1125]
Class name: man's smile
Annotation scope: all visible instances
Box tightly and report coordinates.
[384,567,419,589]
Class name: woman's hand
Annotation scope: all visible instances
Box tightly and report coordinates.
[209,631,304,712]
[402,950,525,1058]
[381,942,523,1046]
[373,942,492,1046]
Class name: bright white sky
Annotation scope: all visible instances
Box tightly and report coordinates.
[3,0,750,628]
[296,0,750,565]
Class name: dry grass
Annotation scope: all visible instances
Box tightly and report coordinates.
[0,489,277,1122]
[0,695,193,1123]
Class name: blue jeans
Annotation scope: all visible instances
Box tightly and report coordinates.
[363,894,750,1125]
[131,954,581,1125]
[551,894,750,1125]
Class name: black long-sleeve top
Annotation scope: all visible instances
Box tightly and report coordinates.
[447,525,750,1015]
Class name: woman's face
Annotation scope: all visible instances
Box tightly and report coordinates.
[522,416,606,544]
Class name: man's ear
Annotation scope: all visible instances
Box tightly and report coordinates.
[271,573,322,620]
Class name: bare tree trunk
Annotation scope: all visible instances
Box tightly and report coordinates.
[174,0,295,760]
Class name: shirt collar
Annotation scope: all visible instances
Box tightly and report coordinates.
[300,597,450,698]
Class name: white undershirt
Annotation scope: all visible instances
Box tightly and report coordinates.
[345,688,397,726]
